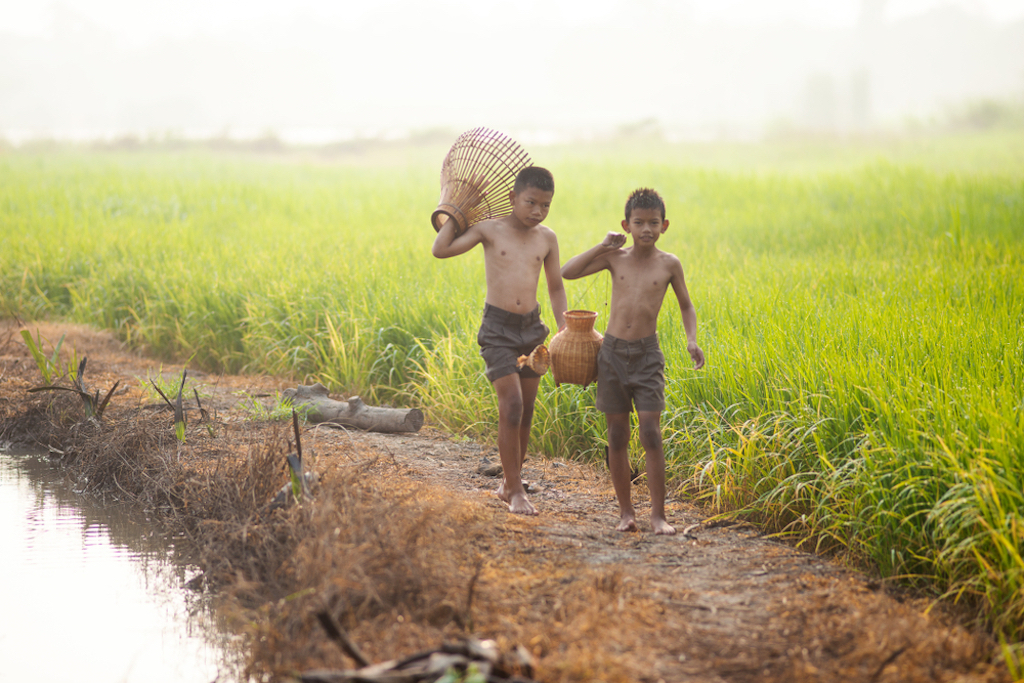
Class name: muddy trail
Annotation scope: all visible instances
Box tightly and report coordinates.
[0,322,1011,683]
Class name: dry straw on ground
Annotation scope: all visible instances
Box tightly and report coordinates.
[0,321,1013,683]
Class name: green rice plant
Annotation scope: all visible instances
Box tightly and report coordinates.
[927,441,1024,638]
[407,332,495,437]
[20,329,75,384]
[528,381,605,462]
[150,370,189,442]
[237,392,311,422]
[304,313,379,400]
[138,364,207,404]
[2,140,1023,646]
[436,663,486,683]
[999,635,1023,682]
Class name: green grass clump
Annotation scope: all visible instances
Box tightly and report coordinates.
[1,136,1022,644]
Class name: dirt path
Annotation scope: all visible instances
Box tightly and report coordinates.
[322,428,1005,682]
[0,322,1010,683]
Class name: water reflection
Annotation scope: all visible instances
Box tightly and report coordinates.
[0,447,239,683]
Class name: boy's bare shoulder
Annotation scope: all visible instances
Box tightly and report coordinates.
[472,217,502,233]
[660,248,683,266]
[645,247,682,267]
[536,223,559,242]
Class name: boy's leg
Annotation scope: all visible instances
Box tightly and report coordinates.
[637,410,676,535]
[518,376,541,470]
[492,373,537,516]
[605,411,636,532]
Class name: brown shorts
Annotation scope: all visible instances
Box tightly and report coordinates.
[477,304,550,383]
[595,333,665,414]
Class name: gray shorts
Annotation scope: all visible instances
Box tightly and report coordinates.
[477,304,550,383]
[595,333,665,414]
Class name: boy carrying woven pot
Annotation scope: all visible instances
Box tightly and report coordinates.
[561,188,704,534]
[431,167,567,516]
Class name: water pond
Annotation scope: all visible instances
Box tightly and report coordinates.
[0,446,239,682]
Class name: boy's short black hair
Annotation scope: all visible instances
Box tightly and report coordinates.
[514,166,554,194]
[624,187,666,221]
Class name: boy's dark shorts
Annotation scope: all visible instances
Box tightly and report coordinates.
[477,303,550,383]
[595,333,665,414]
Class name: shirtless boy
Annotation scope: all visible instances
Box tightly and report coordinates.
[561,187,704,534]
[432,167,567,515]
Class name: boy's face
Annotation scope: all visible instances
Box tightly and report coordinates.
[622,207,669,246]
[509,187,553,228]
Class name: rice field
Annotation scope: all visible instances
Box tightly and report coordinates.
[1,133,1022,649]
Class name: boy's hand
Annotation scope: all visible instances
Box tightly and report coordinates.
[688,341,705,370]
[602,232,627,249]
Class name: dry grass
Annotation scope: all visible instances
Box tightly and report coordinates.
[0,321,1014,683]
[187,442,665,682]
[0,338,651,682]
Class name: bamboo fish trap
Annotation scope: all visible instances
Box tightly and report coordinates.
[516,344,550,376]
[431,127,533,235]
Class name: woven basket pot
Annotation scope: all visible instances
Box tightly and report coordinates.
[549,310,603,387]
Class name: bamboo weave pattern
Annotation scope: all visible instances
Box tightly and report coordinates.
[549,310,603,387]
[517,344,550,375]
[431,127,533,234]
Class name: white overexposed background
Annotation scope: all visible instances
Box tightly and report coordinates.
[1,0,1022,142]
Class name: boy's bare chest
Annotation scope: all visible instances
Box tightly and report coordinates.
[484,233,548,271]
[611,258,671,296]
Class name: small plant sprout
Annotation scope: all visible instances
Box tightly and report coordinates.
[194,388,216,437]
[239,391,311,422]
[28,357,120,422]
[140,365,206,404]
[286,410,308,505]
[21,329,78,385]
[151,369,188,443]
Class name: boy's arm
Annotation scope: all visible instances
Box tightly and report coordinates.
[669,258,705,370]
[544,231,568,331]
[432,217,485,259]
[560,232,627,280]
[431,176,490,258]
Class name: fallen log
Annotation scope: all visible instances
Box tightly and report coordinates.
[282,383,424,433]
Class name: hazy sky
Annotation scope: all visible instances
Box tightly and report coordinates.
[4,0,1024,40]
[2,0,1023,141]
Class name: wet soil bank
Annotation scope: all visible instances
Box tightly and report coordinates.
[0,321,1012,683]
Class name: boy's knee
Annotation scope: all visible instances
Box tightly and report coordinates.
[607,419,630,449]
[499,395,524,425]
[638,422,662,450]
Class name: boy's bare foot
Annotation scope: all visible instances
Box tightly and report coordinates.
[617,512,638,532]
[652,517,677,535]
[507,491,538,516]
[496,481,538,515]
